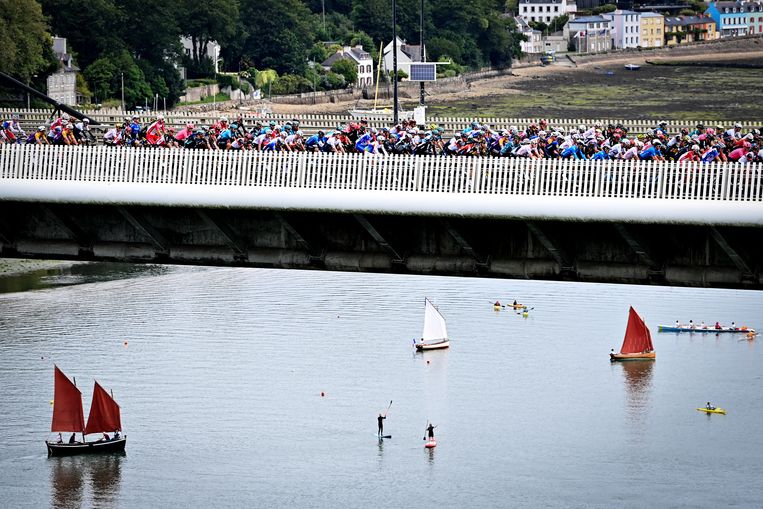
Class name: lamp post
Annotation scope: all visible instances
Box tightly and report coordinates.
[392,0,399,125]
[121,73,125,112]
[419,0,425,107]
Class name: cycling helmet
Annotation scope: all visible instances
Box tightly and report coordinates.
[37,125,45,131]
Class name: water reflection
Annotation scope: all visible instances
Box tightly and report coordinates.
[50,457,84,509]
[49,453,123,509]
[618,361,654,425]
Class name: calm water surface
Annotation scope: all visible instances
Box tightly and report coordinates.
[0,266,761,508]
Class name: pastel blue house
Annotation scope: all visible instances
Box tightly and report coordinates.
[705,1,749,37]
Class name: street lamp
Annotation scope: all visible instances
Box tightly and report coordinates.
[392,0,399,124]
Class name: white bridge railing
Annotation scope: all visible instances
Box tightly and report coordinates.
[2,145,762,225]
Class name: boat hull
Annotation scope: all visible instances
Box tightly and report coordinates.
[658,325,755,334]
[697,408,726,415]
[46,437,126,456]
[415,340,450,351]
[610,352,655,361]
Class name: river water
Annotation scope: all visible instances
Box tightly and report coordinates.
[0,264,761,508]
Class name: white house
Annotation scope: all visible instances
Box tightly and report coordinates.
[382,37,426,75]
[46,37,80,105]
[516,17,544,53]
[519,0,577,24]
[180,37,222,74]
[322,45,374,88]
[605,10,641,49]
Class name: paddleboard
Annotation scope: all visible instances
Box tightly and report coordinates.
[424,439,437,448]
[696,407,726,415]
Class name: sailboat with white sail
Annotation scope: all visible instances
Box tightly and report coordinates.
[415,298,450,351]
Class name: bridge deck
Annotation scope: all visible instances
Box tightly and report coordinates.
[1,146,761,288]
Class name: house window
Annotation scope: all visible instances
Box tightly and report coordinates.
[546,6,550,12]
[531,6,535,12]
[554,6,558,12]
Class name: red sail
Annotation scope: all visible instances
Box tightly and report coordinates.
[51,366,85,432]
[620,307,655,354]
[84,381,122,435]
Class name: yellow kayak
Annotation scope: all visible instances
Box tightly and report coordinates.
[493,305,502,311]
[696,407,726,415]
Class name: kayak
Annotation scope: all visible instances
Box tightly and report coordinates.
[659,325,755,334]
[696,407,726,415]
[493,305,501,311]
[510,304,526,309]
[424,439,437,448]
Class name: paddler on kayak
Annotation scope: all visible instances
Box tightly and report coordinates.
[706,402,716,411]
[715,321,722,330]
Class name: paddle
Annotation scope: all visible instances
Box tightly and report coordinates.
[423,421,428,441]
[384,400,392,417]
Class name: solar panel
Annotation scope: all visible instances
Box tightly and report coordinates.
[409,63,436,82]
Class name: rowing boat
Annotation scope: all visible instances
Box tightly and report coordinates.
[696,407,726,415]
[658,325,755,334]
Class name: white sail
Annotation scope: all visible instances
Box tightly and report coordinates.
[422,298,448,341]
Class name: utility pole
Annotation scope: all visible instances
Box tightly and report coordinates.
[392,0,399,125]
[121,72,125,112]
[420,0,425,106]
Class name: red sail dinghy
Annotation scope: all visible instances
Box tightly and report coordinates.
[46,366,126,456]
[610,307,656,361]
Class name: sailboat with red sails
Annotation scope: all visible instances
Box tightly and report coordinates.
[610,307,656,361]
[46,366,126,456]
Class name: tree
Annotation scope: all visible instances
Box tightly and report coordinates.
[0,0,55,81]
[331,59,357,87]
[84,57,117,102]
[176,0,238,68]
[40,0,124,69]
[238,0,316,75]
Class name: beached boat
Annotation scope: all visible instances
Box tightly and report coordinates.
[415,298,450,351]
[624,64,641,71]
[658,325,755,334]
[610,307,655,361]
[46,366,126,456]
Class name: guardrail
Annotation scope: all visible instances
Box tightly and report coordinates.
[2,145,761,203]
[3,107,761,135]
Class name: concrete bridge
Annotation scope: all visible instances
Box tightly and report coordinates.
[1,145,762,289]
